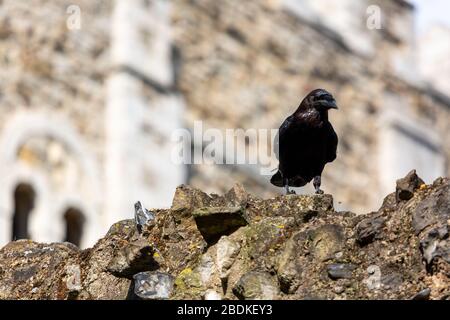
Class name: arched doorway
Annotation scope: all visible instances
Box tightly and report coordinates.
[0,111,102,248]
[63,207,85,247]
[12,183,36,241]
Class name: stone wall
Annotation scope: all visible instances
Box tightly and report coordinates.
[0,0,186,246]
[419,25,450,95]
[0,172,448,300]
[0,0,111,150]
[0,0,448,249]
[0,0,112,246]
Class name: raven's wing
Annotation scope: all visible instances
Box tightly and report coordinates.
[271,115,295,187]
[274,115,294,160]
[325,124,338,163]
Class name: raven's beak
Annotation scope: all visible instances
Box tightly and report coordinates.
[316,97,338,110]
[326,99,338,110]
[319,98,337,110]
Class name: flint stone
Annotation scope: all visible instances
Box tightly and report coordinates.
[193,206,248,243]
[133,271,174,300]
[381,272,403,291]
[411,288,431,300]
[134,201,155,233]
[65,264,82,293]
[13,265,37,283]
[333,286,345,294]
[327,263,356,280]
[420,226,450,265]
[364,265,381,290]
[356,214,385,246]
[412,181,449,235]
[395,169,425,202]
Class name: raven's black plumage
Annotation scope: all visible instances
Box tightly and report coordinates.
[271,89,338,194]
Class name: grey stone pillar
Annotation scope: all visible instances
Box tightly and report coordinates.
[106,0,185,225]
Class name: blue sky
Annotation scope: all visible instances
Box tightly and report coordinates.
[410,0,450,33]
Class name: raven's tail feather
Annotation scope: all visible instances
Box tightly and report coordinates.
[270,170,284,187]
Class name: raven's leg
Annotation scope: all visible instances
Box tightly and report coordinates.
[284,177,296,195]
[313,176,324,194]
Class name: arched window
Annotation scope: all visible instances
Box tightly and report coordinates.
[63,208,85,247]
[12,183,36,241]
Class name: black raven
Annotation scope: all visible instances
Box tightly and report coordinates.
[271,89,338,194]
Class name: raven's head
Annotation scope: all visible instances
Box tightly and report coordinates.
[301,89,338,111]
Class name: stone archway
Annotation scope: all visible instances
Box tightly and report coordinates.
[11,183,36,241]
[0,111,103,248]
[62,207,85,247]
[0,165,49,245]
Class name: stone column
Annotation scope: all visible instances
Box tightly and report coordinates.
[105,0,185,225]
[377,94,445,199]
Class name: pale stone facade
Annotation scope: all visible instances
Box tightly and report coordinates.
[418,25,450,95]
[0,0,448,248]
[0,1,114,248]
[0,0,185,247]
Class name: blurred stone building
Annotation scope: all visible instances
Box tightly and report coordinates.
[0,0,448,248]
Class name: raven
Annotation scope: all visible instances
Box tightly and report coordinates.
[271,89,338,195]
